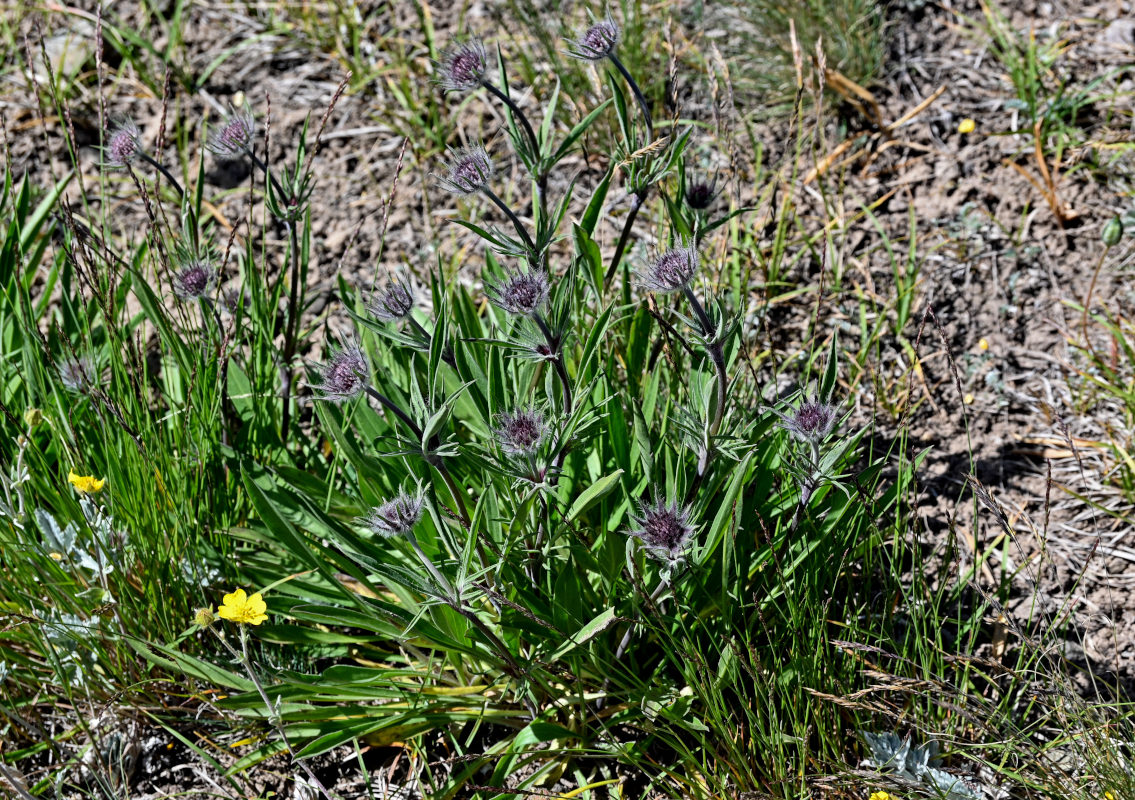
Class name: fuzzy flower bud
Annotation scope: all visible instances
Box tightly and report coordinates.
[367,278,414,323]
[363,493,425,537]
[627,496,695,568]
[193,607,215,627]
[314,342,369,403]
[780,396,838,444]
[171,259,217,301]
[58,356,96,394]
[438,146,494,195]
[566,16,620,61]
[638,243,699,294]
[437,39,489,93]
[685,174,719,210]
[486,268,550,316]
[206,105,256,161]
[105,119,143,168]
[493,408,548,457]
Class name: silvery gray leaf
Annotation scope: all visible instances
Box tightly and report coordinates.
[923,765,981,799]
[862,731,907,771]
[36,508,76,554]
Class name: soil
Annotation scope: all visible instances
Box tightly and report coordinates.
[5,0,1135,796]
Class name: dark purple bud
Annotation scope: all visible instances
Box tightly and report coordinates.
[486,268,550,316]
[367,278,414,323]
[58,356,96,394]
[439,146,494,195]
[363,493,424,537]
[493,408,548,457]
[437,39,489,93]
[638,243,699,294]
[566,16,620,61]
[172,259,217,301]
[314,342,369,403]
[206,106,256,160]
[685,174,719,210]
[628,496,695,567]
[780,396,838,444]
[105,120,143,168]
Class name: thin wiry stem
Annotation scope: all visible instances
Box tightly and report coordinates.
[481,186,537,256]
[435,462,471,527]
[608,53,654,144]
[212,627,343,800]
[533,312,573,414]
[279,220,302,445]
[605,188,648,289]
[139,152,184,197]
[481,82,541,167]
[362,384,422,439]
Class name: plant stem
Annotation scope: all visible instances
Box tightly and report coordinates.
[213,627,343,800]
[362,384,422,439]
[279,220,302,445]
[681,287,727,437]
[435,462,471,527]
[407,315,456,367]
[608,54,654,144]
[140,152,184,198]
[482,82,541,171]
[481,186,538,257]
[248,151,287,204]
[604,188,648,289]
[533,312,572,414]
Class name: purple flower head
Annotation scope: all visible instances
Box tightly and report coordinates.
[367,278,414,323]
[685,174,719,210]
[362,493,424,537]
[438,146,494,195]
[566,16,620,62]
[486,268,550,316]
[780,395,838,444]
[58,355,96,394]
[105,119,143,168]
[314,342,369,403]
[206,105,256,161]
[437,39,489,93]
[628,496,695,567]
[171,259,217,301]
[638,243,699,294]
[493,408,548,457]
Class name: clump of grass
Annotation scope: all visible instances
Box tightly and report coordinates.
[699,0,887,119]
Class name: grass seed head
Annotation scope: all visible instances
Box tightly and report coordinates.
[207,105,256,161]
[638,243,700,294]
[493,408,549,457]
[439,146,494,195]
[105,119,143,168]
[363,493,425,537]
[567,16,620,61]
[487,268,550,316]
[367,278,414,322]
[438,38,489,93]
[315,342,369,403]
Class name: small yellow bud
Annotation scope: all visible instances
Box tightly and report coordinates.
[958,118,976,134]
[964,393,974,405]
[49,552,64,561]
[23,408,43,427]
[193,607,216,627]
[978,338,989,351]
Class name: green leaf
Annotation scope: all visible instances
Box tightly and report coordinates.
[549,607,617,661]
[566,470,624,523]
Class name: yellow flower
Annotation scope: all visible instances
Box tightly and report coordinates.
[978,338,989,351]
[1105,792,1117,800]
[68,470,106,494]
[870,793,895,800]
[217,588,268,626]
[958,118,976,134]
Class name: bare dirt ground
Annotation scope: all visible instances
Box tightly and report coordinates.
[6,0,1135,795]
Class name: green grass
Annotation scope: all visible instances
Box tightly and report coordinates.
[2,1,1135,799]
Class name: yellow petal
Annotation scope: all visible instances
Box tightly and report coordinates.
[957,118,976,134]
